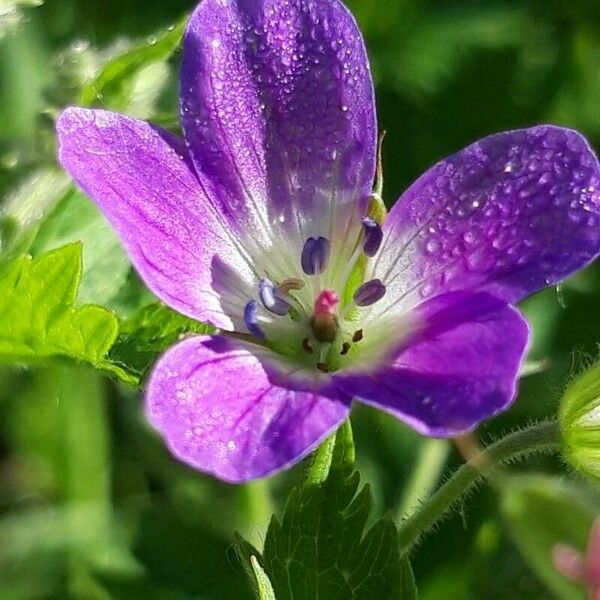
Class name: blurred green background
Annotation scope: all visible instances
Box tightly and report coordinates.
[1,0,600,598]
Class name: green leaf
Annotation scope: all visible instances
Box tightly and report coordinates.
[32,187,131,307]
[0,243,117,363]
[0,168,70,264]
[0,0,43,40]
[0,243,137,383]
[108,302,213,381]
[250,556,277,600]
[501,475,599,600]
[239,422,418,600]
[80,19,185,114]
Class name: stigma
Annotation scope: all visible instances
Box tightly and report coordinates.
[310,289,339,342]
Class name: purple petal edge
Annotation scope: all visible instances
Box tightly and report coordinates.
[374,125,600,315]
[145,335,351,483]
[334,291,530,437]
[56,107,256,330]
[180,0,377,236]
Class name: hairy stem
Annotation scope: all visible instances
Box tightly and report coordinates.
[397,420,561,554]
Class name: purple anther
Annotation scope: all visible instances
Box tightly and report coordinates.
[244,300,266,339]
[361,217,383,257]
[353,279,386,306]
[301,236,330,275]
[259,279,290,316]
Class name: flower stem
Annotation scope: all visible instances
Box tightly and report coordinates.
[396,438,450,519]
[397,420,561,554]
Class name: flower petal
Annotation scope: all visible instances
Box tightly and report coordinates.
[146,335,351,483]
[57,107,256,330]
[371,126,600,318]
[334,291,529,436]
[553,544,589,585]
[587,517,600,584]
[180,0,376,242]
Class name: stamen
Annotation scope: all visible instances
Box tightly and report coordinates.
[361,217,383,257]
[302,337,314,354]
[259,278,290,316]
[352,329,363,343]
[278,277,305,294]
[244,300,266,339]
[340,342,351,355]
[354,279,386,306]
[317,362,329,373]
[301,236,331,275]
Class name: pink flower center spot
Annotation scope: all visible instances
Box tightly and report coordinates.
[310,289,339,344]
[314,289,339,315]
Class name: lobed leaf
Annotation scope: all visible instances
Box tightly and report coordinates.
[238,422,418,600]
[0,243,138,382]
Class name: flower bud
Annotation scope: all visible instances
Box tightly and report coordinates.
[559,361,600,480]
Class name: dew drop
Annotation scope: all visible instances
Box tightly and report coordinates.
[425,238,441,255]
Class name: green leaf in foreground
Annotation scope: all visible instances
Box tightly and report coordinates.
[237,422,418,600]
[0,243,135,383]
[108,302,213,381]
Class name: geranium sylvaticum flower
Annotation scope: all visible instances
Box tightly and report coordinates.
[553,517,600,599]
[56,0,600,483]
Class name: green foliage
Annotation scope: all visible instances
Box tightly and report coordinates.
[32,187,131,308]
[3,0,600,598]
[0,243,119,366]
[501,475,599,599]
[238,422,418,600]
[559,359,600,480]
[0,243,213,385]
[250,556,277,600]
[80,18,185,116]
[0,168,70,263]
[0,364,114,598]
[108,302,213,381]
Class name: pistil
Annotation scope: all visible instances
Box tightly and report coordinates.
[310,289,339,343]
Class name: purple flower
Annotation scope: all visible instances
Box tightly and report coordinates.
[56,0,600,483]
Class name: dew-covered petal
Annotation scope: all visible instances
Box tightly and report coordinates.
[334,291,529,437]
[180,0,376,246]
[146,335,351,483]
[372,126,600,317]
[57,107,257,330]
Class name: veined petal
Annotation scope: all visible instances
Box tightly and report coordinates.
[180,0,376,248]
[370,126,600,319]
[146,335,351,483]
[334,291,529,437]
[57,107,256,330]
